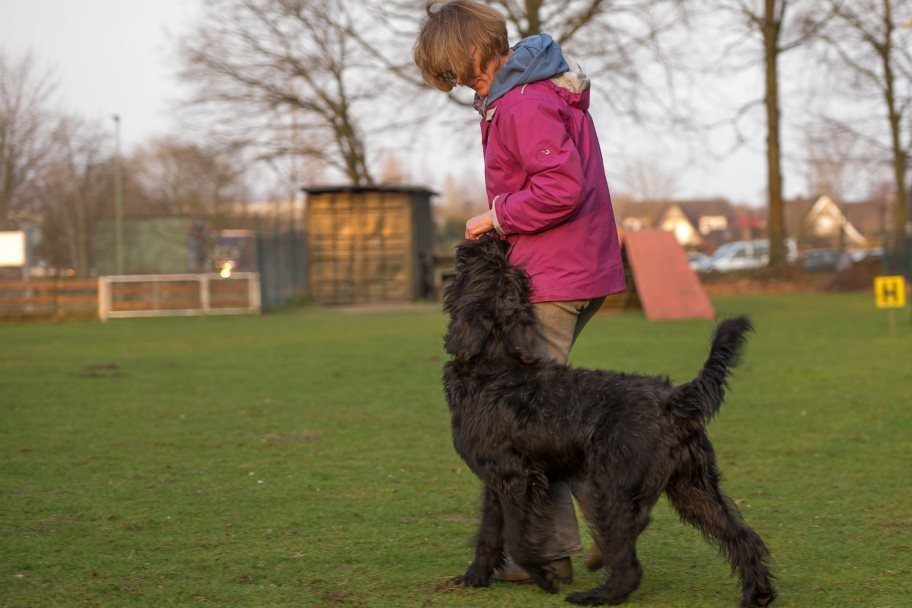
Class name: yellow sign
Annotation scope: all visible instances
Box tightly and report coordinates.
[874,275,907,309]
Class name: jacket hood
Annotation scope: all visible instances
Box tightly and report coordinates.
[487,34,566,104]
[479,34,590,114]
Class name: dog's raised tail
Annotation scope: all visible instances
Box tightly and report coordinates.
[671,316,753,424]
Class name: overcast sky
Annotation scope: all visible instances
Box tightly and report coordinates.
[1,0,787,206]
[1,0,194,148]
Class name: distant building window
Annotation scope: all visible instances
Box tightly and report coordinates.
[674,222,693,244]
[623,218,647,231]
[699,215,728,234]
[814,216,836,235]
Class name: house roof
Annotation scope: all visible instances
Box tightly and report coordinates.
[844,201,891,234]
[671,198,734,225]
[615,200,669,225]
[616,198,736,228]
[784,198,818,234]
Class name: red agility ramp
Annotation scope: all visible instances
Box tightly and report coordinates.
[623,230,715,321]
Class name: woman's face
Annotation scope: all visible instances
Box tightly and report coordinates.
[457,47,506,98]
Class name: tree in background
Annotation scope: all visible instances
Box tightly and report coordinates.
[0,51,58,229]
[622,157,681,202]
[699,0,836,268]
[131,137,249,221]
[30,116,112,277]
[490,0,692,124]
[131,137,252,271]
[816,0,911,260]
[178,0,391,187]
[28,130,252,276]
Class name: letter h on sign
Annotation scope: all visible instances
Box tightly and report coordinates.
[875,276,907,309]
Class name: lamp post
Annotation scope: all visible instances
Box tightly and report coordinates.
[113,114,124,275]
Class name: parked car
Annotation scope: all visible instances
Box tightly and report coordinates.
[848,248,884,264]
[687,252,712,273]
[800,248,850,272]
[707,239,797,272]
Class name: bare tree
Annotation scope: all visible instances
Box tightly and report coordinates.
[131,136,249,221]
[621,156,681,202]
[494,0,692,120]
[0,51,58,228]
[816,0,911,258]
[31,117,112,277]
[699,1,835,268]
[802,121,860,201]
[367,0,693,123]
[178,0,391,186]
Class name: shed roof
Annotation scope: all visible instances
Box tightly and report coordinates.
[301,184,438,196]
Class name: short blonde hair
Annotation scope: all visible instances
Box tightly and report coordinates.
[413,0,509,91]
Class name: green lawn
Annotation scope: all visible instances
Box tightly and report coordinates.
[1,293,910,607]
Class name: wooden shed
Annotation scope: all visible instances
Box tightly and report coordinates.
[303,185,436,305]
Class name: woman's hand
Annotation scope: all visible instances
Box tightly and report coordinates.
[465,210,495,240]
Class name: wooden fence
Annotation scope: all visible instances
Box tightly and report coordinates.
[0,279,98,320]
[0,273,261,321]
[97,273,261,320]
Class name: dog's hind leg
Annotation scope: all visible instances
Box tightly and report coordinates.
[665,439,776,607]
[453,486,506,587]
[578,483,654,575]
[565,490,646,606]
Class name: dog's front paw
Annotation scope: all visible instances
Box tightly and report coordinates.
[452,564,491,588]
[529,567,560,594]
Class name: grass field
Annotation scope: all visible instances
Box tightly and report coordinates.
[1,293,910,608]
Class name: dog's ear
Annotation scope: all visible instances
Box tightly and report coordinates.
[444,234,527,363]
[495,267,539,364]
[444,312,492,362]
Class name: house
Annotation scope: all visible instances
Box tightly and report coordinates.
[618,194,892,255]
[785,195,871,250]
[616,201,668,233]
[616,198,739,252]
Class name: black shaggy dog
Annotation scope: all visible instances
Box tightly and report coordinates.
[442,235,775,607]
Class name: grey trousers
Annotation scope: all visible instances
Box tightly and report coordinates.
[531,297,605,561]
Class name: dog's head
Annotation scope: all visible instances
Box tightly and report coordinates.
[442,235,538,364]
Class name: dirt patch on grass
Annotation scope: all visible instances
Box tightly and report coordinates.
[259,432,321,443]
[75,362,123,379]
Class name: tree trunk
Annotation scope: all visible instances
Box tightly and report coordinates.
[763,0,788,268]
[881,0,909,259]
[523,0,542,37]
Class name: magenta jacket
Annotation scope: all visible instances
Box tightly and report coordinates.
[481,70,626,303]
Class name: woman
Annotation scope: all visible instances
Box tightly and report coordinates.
[414,0,625,582]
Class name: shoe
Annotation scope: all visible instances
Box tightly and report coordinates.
[492,556,573,583]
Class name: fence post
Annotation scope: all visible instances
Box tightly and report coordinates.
[200,275,211,313]
[98,277,110,322]
[54,277,61,320]
[249,274,261,314]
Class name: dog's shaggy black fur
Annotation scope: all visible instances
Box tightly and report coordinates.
[442,235,775,607]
